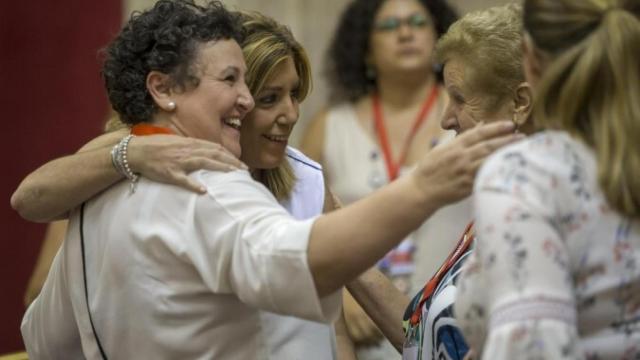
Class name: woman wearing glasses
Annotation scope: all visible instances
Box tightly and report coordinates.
[301,0,458,358]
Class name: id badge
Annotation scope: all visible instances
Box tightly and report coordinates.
[402,324,420,360]
[402,344,419,360]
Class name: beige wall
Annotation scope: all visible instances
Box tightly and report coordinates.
[124,0,516,145]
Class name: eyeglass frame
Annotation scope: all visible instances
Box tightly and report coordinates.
[372,13,433,33]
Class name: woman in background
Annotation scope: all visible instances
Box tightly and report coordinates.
[301,0,459,356]
[455,0,640,358]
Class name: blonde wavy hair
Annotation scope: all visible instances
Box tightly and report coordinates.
[435,3,524,110]
[239,12,312,200]
[524,0,640,218]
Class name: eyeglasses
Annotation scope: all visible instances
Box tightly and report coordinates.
[373,13,432,32]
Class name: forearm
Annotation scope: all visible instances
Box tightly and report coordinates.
[309,174,441,297]
[335,309,358,360]
[347,268,409,351]
[11,145,122,222]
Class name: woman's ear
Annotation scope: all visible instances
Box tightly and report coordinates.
[146,71,176,112]
[513,82,533,125]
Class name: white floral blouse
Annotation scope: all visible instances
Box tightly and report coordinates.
[454,131,640,359]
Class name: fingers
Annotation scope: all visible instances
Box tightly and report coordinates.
[346,314,382,345]
[185,158,245,173]
[459,121,516,147]
[205,149,247,170]
[468,133,525,162]
[171,173,208,194]
[343,300,382,345]
[182,139,247,171]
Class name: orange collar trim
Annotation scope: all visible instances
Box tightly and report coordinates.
[131,123,174,136]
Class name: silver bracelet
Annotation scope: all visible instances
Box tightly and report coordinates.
[111,134,139,193]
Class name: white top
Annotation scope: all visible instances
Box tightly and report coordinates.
[262,146,337,360]
[455,131,640,359]
[323,103,470,292]
[21,165,341,359]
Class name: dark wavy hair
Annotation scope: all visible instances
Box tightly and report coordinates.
[102,0,243,124]
[326,0,458,103]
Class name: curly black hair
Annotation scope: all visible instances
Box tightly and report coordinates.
[102,0,243,124]
[326,0,458,103]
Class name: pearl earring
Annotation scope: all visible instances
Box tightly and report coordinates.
[167,101,176,111]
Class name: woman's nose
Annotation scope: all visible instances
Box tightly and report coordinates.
[238,83,255,114]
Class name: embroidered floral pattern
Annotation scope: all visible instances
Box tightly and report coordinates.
[454,131,640,359]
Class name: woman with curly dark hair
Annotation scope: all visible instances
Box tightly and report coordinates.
[301,0,459,357]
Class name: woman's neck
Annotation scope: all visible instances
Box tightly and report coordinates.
[374,71,436,110]
[150,114,188,137]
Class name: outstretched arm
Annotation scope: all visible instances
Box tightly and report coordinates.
[309,122,523,297]
[11,130,246,222]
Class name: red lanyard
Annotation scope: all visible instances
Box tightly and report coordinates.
[372,86,439,181]
[409,221,475,326]
[130,123,174,136]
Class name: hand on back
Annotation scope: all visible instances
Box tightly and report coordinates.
[127,135,248,193]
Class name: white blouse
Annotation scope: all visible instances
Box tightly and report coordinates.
[455,131,640,359]
[21,168,341,359]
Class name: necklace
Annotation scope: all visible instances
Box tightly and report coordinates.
[372,85,439,181]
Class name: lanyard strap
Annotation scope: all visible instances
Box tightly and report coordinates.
[409,221,475,326]
[372,86,439,181]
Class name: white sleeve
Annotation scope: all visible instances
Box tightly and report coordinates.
[21,247,85,359]
[456,143,583,359]
[186,170,341,323]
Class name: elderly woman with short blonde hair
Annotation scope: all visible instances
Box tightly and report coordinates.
[346,4,534,360]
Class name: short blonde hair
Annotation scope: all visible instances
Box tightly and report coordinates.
[239,12,313,200]
[435,3,524,110]
[524,0,640,218]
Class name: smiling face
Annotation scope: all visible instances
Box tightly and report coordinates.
[168,39,254,158]
[240,56,300,169]
[368,0,436,78]
[440,57,514,134]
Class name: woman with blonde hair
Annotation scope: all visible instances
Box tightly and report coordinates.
[455,0,640,358]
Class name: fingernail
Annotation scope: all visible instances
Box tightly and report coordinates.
[199,186,208,194]
[502,121,516,129]
[240,163,249,170]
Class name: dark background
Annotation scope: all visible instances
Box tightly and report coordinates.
[1,0,121,353]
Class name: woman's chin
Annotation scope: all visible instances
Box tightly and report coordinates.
[221,126,242,159]
[221,139,242,159]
